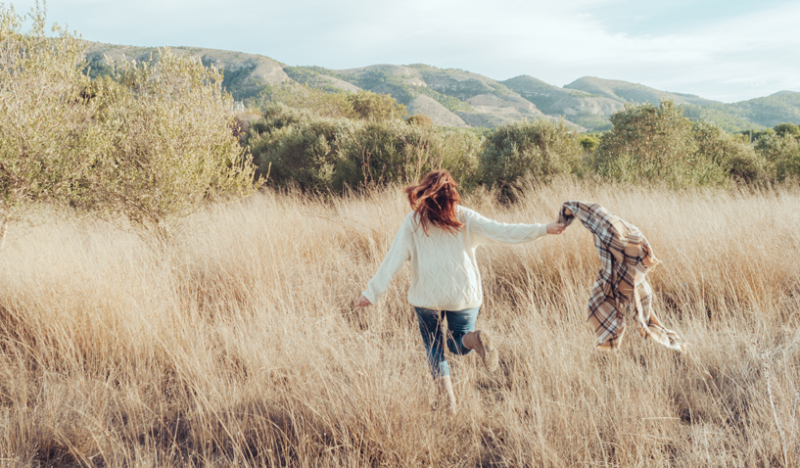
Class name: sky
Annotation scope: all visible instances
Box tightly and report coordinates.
[10,0,800,103]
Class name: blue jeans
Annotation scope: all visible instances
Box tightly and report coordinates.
[414,306,480,378]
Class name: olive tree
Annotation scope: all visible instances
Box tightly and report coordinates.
[0,4,259,245]
[479,119,583,200]
[593,99,724,187]
[0,3,94,246]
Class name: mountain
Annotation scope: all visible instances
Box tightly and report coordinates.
[500,75,623,131]
[724,91,800,127]
[563,76,715,107]
[84,42,800,132]
[85,43,291,100]
[285,63,586,130]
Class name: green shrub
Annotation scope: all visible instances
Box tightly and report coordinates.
[691,121,767,185]
[756,133,800,182]
[774,123,800,139]
[594,100,725,187]
[247,106,354,191]
[247,105,482,193]
[738,128,776,143]
[260,85,407,122]
[406,114,435,127]
[336,120,440,190]
[349,90,407,121]
[0,4,259,238]
[479,120,582,199]
[579,134,600,153]
[248,103,316,138]
[0,3,95,227]
[439,129,483,192]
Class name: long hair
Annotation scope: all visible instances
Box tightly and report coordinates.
[403,170,465,236]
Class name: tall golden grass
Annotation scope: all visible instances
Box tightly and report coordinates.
[1,181,799,467]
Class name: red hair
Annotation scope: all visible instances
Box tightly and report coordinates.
[403,170,464,236]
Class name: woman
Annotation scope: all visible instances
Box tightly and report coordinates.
[356,170,565,413]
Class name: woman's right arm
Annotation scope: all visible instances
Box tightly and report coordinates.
[359,217,412,306]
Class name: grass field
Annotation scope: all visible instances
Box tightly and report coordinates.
[1,181,799,467]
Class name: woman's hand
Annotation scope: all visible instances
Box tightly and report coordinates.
[546,223,567,235]
[356,295,372,307]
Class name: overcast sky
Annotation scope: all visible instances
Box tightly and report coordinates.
[11,0,800,102]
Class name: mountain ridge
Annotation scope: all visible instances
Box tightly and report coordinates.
[84,42,800,132]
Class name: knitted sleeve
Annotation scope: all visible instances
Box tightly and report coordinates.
[464,208,548,247]
[361,216,412,304]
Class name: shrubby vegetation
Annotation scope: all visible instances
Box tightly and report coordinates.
[479,120,584,199]
[592,100,726,187]
[755,132,800,182]
[245,104,482,192]
[255,85,407,121]
[0,4,259,241]
[250,94,800,195]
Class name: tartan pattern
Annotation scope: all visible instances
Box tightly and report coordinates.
[558,201,685,352]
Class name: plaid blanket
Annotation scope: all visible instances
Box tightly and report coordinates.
[558,201,685,352]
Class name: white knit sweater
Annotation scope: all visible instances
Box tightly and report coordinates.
[362,206,548,310]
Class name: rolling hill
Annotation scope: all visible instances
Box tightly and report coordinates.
[84,42,800,132]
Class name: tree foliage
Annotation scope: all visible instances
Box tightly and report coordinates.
[594,100,725,187]
[260,85,407,122]
[774,123,800,138]
[246,99,800,198]
[245,104,482,193]
[690,121,768,185]
[756,133,800,182]
[479,120,583,200]
[0,4,259,239]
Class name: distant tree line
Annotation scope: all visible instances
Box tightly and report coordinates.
[249,88,800,197]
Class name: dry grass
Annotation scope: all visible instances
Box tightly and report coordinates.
[1,181,800,467]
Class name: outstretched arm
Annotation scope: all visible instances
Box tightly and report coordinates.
[467,208,564,246]
[358,218,412,306]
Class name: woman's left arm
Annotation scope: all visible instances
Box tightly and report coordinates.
[466,208,565,246]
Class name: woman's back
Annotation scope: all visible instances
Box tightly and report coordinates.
[363,206,548,310]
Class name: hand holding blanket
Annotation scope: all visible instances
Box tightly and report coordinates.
[558,201,685,352]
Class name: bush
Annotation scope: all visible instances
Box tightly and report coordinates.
[479,120,582,200]
[349,91,407,121]
[0,3,94,226]
[406,114,435,127]
[593,100,725,187]
[245,96,796,196]
[439,129,483,192]
[774,123,800,139]
[247,105,482,193]
[756,133,800,182]
[691,121,768,185]
[249,111,355,192]
[738,128,775,143]
[105,50,259,227]
[579,134,600,153]
[0,4,259,238]
[335,121,439,190]
[259,86,407,122]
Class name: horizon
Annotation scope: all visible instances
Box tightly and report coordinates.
[10,0,800,103]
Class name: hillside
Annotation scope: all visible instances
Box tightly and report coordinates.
[500,75,623,131]
[84,42,800,132]
[85,43,291,101]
